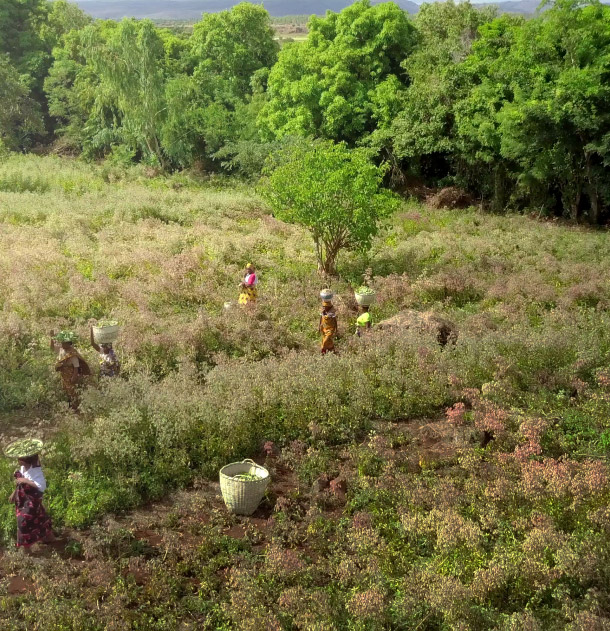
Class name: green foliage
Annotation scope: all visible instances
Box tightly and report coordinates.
[1,155,610,628]
[0,55,44,151]
[85,19,169,167]
[260,141,399,274]
[455,0,610,219]
[258,0,416,144]
[387,1,496,179]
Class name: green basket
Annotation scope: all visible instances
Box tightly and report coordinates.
[219,459,270,516]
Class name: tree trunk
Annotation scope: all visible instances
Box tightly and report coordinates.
[590,191,599,225]
[323,243,339,277]
[314,236,325,274]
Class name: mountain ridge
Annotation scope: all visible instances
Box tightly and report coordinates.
[73,0,545,20]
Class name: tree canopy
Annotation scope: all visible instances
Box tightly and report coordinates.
[258,0,416,145]
[2,0,610,221]
[260,141,399,275]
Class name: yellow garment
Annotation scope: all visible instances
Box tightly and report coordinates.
[238,285,257,305]
[320,309,337,353]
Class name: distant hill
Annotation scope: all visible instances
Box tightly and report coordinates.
[74,0,576,20]
[74,0,419,20]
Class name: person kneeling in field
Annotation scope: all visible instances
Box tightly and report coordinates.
[6,439,55,549]
[50,330,91,409]
[90,326,120,378]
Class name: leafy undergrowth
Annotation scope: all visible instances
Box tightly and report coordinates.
[1,156,610,628]
[1,412,610,631]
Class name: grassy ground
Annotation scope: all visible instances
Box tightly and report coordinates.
[1,155,610,629]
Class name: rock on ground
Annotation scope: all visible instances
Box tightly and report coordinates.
[376,310,458,347]
[428,186,473,210]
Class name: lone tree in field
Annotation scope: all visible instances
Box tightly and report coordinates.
[260,141,399,275]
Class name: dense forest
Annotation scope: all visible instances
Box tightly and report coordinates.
[1,0,610,223]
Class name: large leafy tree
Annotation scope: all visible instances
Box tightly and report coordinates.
[0,54,44,151]
[0,0,89,135]
[0,0,49,88]
[85,19,169,167]
[163,3,279,167]
[190,2,278,98]
[387,1,496,180]
[45,21,122,156]
[258,0,416,145]
[260,141,400,275]
[457,0,610,221]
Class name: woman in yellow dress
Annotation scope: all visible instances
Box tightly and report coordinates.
[238,263,258,307]
[319,300,338,354]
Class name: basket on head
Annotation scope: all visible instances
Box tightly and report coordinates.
[355,292,376,307]
[4,438,43,459]
[92,322,120,344]
[320,289,333,301]
[219,459,270,516]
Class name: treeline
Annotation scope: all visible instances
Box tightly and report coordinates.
[2,0,610,222]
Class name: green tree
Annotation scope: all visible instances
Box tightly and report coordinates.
[190,2,278,98]
[162,3,278,167]
[258,0,416,145]
[0,0,49,88]
[0,55,44,151]
[457,0,610,221]
[45,21,122,157]
[86,19,168,167]
[387,1,496,181]
[260,141,399,275]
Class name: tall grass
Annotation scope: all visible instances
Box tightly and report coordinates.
[1,155,610,628]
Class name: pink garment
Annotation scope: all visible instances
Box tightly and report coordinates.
[244,273,257,286]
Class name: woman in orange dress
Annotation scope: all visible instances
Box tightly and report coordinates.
[50,331,91,409]
[319,300,338,354]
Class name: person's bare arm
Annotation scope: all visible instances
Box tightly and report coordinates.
[70,364,79,384]
[15,476,38,488]
[50,330,57,352]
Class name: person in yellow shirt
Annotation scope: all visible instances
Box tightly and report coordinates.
[355,305,372,337]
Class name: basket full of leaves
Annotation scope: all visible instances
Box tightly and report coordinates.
[219,459,270,515]
[92,320,120,344]
[4,438,43,459]
[354,285,376,306]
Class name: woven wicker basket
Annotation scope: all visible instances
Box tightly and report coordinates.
[355,292,376,306]
[92,324,120,344]
[219,459,270,516]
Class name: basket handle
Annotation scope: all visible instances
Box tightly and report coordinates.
[242,458,258,465]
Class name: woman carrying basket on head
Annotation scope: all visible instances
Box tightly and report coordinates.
[319,299,338,354]
[50,330,91,409]
[6,439,55,548]
[90,326,120,378]
[238,263,258,308]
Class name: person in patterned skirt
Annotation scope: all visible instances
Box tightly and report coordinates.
[238,263,258,307]
[6,441,55,548]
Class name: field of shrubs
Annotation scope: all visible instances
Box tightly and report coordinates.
[1,154,610,629]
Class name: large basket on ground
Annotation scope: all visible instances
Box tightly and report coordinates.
[92,324,120,344]
[355,292,376,307]
[219,459,270,516]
